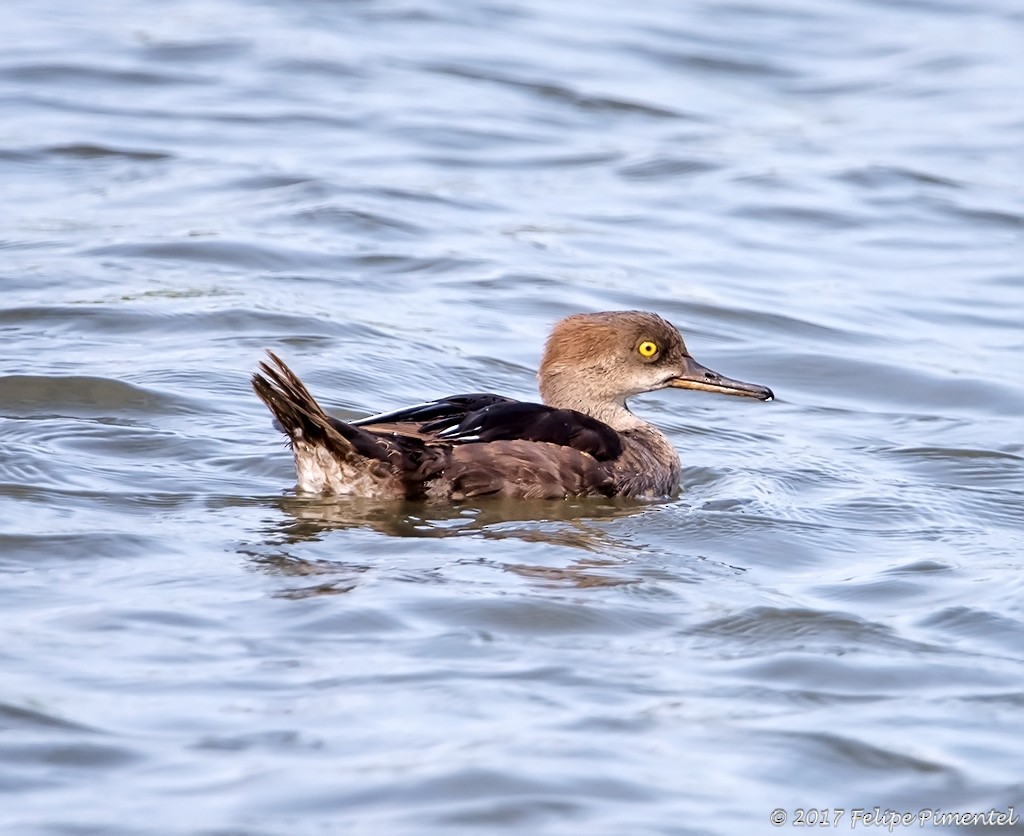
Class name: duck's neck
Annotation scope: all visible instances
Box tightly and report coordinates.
[543,370,647,430]
[584,400,648,432]
[541,385,648,432]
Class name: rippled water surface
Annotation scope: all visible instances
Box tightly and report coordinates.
[2,0,1022,832]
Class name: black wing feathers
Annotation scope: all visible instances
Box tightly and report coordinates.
[353,393,622,461]
[425,401,623,461]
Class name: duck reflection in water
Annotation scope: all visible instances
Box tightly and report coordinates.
[248,494,673,598]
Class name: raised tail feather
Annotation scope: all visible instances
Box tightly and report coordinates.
[252,351,410,496]
[251,351,348,455]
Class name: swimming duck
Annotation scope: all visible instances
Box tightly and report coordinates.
[252,310,773,500]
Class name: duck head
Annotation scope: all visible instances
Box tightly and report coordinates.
[538,311,773,421]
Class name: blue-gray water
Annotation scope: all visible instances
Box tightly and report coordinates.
[1,0,1022,833]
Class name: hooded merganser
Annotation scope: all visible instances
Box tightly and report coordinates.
[253,311,773,500]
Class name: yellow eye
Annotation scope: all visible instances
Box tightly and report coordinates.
[637,340,659,358]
